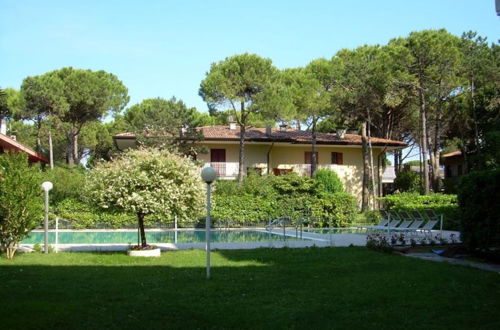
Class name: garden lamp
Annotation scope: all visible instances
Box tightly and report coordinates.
[41,181,53,254]
[201,167,217,279]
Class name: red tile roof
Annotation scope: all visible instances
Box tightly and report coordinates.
[0,134,49,163]
[198,126,407,147]
[114,125,407,147]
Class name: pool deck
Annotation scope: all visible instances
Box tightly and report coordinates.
[19,228,460,252]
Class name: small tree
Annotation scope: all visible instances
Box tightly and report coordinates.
[0,153,43,259]
[87,148,204,247]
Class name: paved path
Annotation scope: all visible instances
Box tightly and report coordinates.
[405,253,500,273]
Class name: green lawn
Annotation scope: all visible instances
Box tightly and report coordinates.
[1,247,499,330]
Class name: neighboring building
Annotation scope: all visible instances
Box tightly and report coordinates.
[114,124,406,204]
[0,116,48,163]
[442,150,466,179]
[0,133,49,163]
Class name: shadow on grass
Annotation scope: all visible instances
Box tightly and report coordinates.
[0,247,499,330]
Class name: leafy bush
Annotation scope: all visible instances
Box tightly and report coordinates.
[54,199,136,229]
[314,169,344,193]
[212,194,276,226]
[0,154,43,259]
[311,192,358,227]
[42,165,86,204]
[457,169,500,255]
[393,169,422,193]
[212,173,358,227]
[379,192,459,230]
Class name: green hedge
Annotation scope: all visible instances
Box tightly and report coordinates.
[457,169,500,254]
[379,192,459,230]
[54,199,139,229]
[212,173,358,227]
[311,193,358,227]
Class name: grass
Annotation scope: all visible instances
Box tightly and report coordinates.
[1,247,499,330]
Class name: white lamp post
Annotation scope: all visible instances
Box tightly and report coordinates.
[41,181,53,254]
[201,167,217,279]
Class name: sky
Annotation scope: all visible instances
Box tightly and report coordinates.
[1,0,499,115]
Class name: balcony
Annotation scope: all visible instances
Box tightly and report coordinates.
[290,164,342,176]
[204,162,239,179]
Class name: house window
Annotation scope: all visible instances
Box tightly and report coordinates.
[457,164,463,176]
[331,152,343,165]
[304,151,318,164]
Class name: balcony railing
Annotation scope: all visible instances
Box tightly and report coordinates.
[204,162,239,178]
[288,164,343,176]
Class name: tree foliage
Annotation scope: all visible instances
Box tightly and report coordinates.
[199,53,290,181]
[123,97,205,155]
[21,67,129,166]
[0,154,43,259]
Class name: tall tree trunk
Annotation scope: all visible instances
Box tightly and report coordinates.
[361,122,370,211]
[237,102,246,183]
[137,212,147,247]
[428,112,440,192]
[311,117,317,177]
[471,76,480,152]
[73,132,80,165]
[48,130,54,170]
[419,88,430,194]
[367,110,376,208]
[66,131,75,166]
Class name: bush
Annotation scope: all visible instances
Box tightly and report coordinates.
[379,192,459,230]
[393,169,422,193]
[457,169,500,255]
[0,153,43,259]
[211,173,359,227]
[54,199,136,229]
[42,165,86,204]
[314,169,344,193]
[311,192,358,227]
[212,194,276,226]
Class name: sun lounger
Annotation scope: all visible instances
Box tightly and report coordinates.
[388,219,413,232]
[393,220,424,237]
[416,220,438,238]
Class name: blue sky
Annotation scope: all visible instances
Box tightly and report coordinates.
[1,0,499,114]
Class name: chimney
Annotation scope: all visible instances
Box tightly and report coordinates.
[279,123,288,132]
[0,118,6,135]
[265,125,272,136]
[10,135,16,141]
[228,115,237,130]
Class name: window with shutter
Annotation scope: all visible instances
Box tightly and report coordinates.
[331,152,343,165]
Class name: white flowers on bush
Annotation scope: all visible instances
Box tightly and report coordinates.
[87,148,204,224]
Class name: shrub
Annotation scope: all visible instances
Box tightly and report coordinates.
[457,169,500,255]
[212,194,276,226]
[54,198,136,229]
[379,192,459,230]
[393,169,422,193]
[311,192,358,227]
[0,153,43,259]
[314,169,344,193]
[42,165,86,204]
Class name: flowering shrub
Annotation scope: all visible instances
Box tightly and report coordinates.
[86,148,204,247]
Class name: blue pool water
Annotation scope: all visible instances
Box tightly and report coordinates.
[21,230,303,244]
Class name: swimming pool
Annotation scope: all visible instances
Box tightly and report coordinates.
[22,229,304,245]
